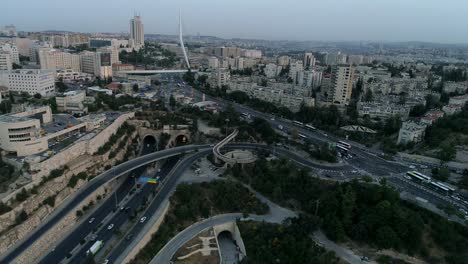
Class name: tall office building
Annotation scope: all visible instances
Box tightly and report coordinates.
[327,65,355,106]
[303,52,316,69]
[80,51,113,78]
[38,49,81,72]
[130,15,145,47]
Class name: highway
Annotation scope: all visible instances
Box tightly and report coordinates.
[1,114,464,263]
[67,157,179,264]
[36,137,159,263]
[0,144,208,264]
[183,87,409,177]
[104,150,212,263]
[1,140,350,264]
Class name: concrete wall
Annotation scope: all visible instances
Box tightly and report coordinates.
[30,112,135,180]
[213,222,247,262]
[0,131,138,260]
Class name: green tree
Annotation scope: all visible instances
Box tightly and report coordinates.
[15,210,28,225]
[169,95,176,108]
[376,226,399,249]
[409,104,426,117]
[12,63,22,69]
[341,185,356,229]
[0,100,12,114]
[132,83,139,92]
[364,88,374,101]
[437,143,456,162]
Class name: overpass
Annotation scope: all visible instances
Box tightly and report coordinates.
[116,69,199,75]
[0,143,352,264]
[213,130,256,164]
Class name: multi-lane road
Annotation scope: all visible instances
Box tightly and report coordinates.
[2,84,466,264]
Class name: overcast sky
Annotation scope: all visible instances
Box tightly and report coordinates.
[2,0,467,43]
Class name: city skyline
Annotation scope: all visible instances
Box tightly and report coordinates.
[2,0,468,44]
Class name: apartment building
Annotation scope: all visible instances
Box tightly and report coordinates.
[326,65,355,106]
[0,69,55,96]
[397,121,427,145]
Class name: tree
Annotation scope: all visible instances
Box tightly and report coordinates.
[15,210,28,225]
[437,143,456,162]
[409,104,426,117]
[383,115,402,135]
[33,93,42,99]
[198,75,208,85]
[55,80,67,93]
[364,89,374,101]
[459,170,468,189]
[376,226,399,249]
[425,94,438,110]
[132,84,139,92]
[12,63,22,69]
[0,100,12,114]
[432,167,450,181]
[169,95,176,108]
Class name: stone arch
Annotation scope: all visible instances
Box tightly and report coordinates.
[170,133,190,147]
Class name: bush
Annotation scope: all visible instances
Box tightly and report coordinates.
[15,188,30,202]
[42,195,57,207]
[15,210,28,225]
[0,202,12,214]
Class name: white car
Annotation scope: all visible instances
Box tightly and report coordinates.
[107,224,114,230]
[88,217,95,224]
[140,217,147,223]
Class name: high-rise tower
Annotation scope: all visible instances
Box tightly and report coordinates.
[130,15,144,47]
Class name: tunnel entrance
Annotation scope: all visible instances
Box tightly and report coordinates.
[143,135,157,154]
[217,231,239,264]
[174,134,188,146]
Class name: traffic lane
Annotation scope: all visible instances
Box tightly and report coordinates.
[38,145,155,264]
[196,91,405,173]
[106,151,210,263]
[2,146,211,263]
[225,143,353,171]
[45,139,156,262]
[70,186,152,264]
[387,177,450,206]
[81,158,179,263]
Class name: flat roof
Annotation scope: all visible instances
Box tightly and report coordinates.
[0,115,34,123]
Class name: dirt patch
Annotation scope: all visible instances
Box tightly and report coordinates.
[173,229,219,264]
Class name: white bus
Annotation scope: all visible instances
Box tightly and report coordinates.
[430,181,455,195]
[336,145,349,153]
[87,240,104,256]
[305,124,316,130]
[293,121,304,127]
[299,134,307,139]
[337,141,351,150]
[406,171,431,182]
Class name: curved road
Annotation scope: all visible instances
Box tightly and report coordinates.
[0,143,349,264]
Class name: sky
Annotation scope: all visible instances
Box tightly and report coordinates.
[2,0,468,43]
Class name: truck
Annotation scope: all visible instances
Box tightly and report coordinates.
[86,240,104,256]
